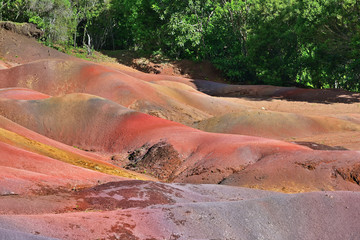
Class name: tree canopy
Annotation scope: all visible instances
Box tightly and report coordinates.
[1,0,359,91]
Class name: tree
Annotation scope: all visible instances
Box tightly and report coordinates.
[1,0,359,91]
[71,0,107,50]
[295,0,360,90]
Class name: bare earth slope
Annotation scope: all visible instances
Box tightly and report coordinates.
[0,28,360,239]
[0,59,359,149]
[1,184,360,240]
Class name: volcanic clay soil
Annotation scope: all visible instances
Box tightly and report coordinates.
[237,98,360,149]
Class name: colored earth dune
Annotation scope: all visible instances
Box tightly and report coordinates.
[0,28,360,240]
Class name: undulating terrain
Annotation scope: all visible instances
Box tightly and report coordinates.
[1,28,360,240]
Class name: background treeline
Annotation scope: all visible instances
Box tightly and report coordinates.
[1,0,359,91]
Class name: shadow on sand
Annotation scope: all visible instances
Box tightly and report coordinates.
[191,79,360,104]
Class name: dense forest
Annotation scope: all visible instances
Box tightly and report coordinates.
[1,0,359,91]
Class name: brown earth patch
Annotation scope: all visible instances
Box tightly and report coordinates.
[125,141,183,181]
[30,184,73,196]
[294,161,320,171]
[334,164,360,185]
[0,21,43,38]
[70,181,177,212]
[101,50,225,82]
[0,28,72,64]
[107,221,138,240]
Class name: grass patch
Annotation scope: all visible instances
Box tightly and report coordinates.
[52,44,118,63]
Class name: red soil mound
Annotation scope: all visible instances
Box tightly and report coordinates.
[195,110,360,139]
[0,140,124,195]
[3,93,357,190]
[0,58,358,189]
[0,114,153,196]
[1,59,358,146]
[0,59,245,125]
[0,115,107,161]
[2,93,358,191]
[0,93,314,184]
[0,87,50,100]
[221,150,360,193]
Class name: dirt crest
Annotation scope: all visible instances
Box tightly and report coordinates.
[0,28,73,64]
[0,21,43,38]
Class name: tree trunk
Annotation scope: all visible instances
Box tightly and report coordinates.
[82,26,87,47]
[0,0,4,21]
[86,33,92,56]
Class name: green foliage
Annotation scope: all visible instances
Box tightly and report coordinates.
[1,0,359,91]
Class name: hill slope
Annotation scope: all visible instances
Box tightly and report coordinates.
[0,28,359,239]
